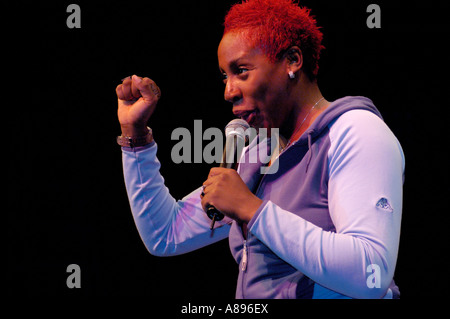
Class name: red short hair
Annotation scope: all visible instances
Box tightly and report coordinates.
[224,0,324,81]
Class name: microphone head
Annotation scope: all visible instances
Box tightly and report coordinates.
[225,119,250,140]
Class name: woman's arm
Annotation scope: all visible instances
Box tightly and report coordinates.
[117,75,232,256]
[122,142,232,257]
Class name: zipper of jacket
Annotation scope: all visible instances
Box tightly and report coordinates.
[241,239,248,271]
[253,142,287,197]
[241,235,249,299]
[240,139,286,297]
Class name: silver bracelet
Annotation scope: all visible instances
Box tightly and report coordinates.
[116,127,153,148]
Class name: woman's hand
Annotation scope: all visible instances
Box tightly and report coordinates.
[201,167,263,223]
[116,75,161,136]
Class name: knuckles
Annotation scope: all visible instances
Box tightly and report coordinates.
[116,76,161,101]
[142,77,152,85]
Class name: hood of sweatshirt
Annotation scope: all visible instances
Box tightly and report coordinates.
[294,96,383,147]
[287,96,383,173]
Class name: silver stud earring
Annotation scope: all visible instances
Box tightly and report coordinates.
[288,71,295,79]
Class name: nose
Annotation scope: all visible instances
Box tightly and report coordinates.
[224,79,242,104]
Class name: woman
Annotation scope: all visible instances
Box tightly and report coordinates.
[115,0,404,299]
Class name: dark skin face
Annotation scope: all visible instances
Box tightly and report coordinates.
[218,31,296,134]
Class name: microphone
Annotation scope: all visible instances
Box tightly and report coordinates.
[207,119,250,230]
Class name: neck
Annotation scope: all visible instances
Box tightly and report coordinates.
[281,79,328,143]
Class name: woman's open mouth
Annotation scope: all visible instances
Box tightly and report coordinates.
[234,109,259,127]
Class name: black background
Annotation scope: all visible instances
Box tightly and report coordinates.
[8,0,449,306]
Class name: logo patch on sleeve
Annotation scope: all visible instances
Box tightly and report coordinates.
[376,197,393,213]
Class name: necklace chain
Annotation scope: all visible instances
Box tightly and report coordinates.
[283,97,324,151]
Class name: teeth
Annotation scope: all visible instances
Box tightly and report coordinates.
[244,112,255,125]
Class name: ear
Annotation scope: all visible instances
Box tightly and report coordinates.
[284,46,303,77]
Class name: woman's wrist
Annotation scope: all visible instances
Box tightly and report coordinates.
[120,124,149,137]
[117,126,153,147]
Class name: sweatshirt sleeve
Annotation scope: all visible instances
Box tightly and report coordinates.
[247,110,405,299]
[122,142,232,257]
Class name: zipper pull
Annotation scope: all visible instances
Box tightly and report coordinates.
[241,240,248,271]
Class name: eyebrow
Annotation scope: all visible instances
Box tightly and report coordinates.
[219,55,251,73]
[230,57,246,66]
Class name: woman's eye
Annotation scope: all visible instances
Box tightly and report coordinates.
[220,67,249,82]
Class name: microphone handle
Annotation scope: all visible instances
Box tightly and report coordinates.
[206,136,240,230]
